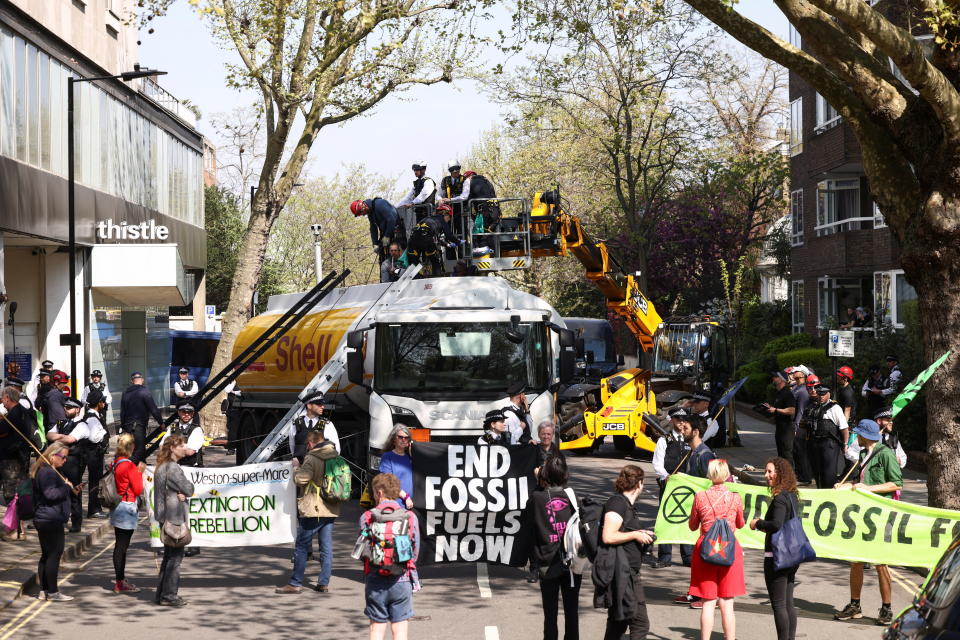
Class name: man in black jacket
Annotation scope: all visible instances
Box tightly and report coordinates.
[0,386,32,508]
[119,372,163,467]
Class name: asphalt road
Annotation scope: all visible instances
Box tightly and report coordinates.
[0,436,923,639]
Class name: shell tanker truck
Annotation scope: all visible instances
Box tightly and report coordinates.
[230,274,577,472]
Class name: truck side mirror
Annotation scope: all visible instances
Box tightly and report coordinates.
[617,354,625,366]
[559,350,576,384]
[575,337,585,358]
[346,330,365,385]
[586,350,595,365]
[559,328,575,349]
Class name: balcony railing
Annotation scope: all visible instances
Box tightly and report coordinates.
[140,77,197,127]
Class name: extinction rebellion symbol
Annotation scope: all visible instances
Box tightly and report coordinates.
[663,485,696,524]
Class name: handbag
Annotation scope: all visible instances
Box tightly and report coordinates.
[2,495,19,532]
[160,521,192,548]
[699,492,736,567]
[771,494,817,571]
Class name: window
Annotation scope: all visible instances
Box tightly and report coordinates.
[790,189,804,245]
[788,24,801,49]
[815,93,840,131]
[874,270,916,328]
[791,281,804,333]
[817,277,837,328]
[789,98,803,156]
[816,179,870,235]
[873,202,886,228]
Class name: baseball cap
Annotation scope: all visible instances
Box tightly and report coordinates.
[854,419,882,441]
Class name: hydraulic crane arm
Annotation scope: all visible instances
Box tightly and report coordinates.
[530,191,661,352]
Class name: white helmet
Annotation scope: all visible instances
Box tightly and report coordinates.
[411,161,427,171]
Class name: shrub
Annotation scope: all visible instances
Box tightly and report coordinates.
[775,347,831,376]
[738,301,791,363]
[740,372,772,404]
[761,333,814,358]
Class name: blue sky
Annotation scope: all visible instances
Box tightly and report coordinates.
[140,3,788,191]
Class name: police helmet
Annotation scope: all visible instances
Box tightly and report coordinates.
[177,404,196,413]
[411,162,427,171]
[178,367,190,374]
[91,369,103,378]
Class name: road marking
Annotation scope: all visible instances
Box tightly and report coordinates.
[484,626,500,640]
[476,562,492,598]
[0,540,116,640]
[888,567,921,597]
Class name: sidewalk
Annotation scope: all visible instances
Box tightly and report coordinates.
[723,401,928,506]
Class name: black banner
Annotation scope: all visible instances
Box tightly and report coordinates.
[412,442,538,566]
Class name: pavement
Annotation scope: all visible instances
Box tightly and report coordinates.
[0,407,933,638]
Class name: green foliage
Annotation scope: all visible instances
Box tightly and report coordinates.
[775,348,831,376]
[737,301,792,363]
[203,186,246,312]
[761,333,814,359]
[739,372,772,404]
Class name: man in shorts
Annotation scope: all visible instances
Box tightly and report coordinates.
[361,473,420,639]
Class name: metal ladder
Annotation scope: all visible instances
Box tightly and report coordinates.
[244,263,423,464]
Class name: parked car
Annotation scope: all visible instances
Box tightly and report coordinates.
[884,533,960,639]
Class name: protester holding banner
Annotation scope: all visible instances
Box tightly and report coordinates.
[153,435,195,607]
[534,421,561,470]
[598,464,654,640]
[110,433,143,594]
[528,454,581,640]
[379,424,414,504]
[361,472,420,640]
[846,409,907,470]
[749,457,801,640]
[833,419,903,626]
[277,431,340,594]
[688,459,745,640]
[31,442,76,602]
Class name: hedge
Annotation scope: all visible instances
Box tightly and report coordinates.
[775,347,832,377]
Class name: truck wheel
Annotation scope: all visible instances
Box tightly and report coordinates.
[236,412,260,464]
[613,435,634,453]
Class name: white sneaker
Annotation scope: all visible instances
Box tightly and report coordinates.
[36,590,47,600]
[45,592,74,602]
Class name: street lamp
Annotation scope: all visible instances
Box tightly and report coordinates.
[311,224,323,283]
[67,64,166,397]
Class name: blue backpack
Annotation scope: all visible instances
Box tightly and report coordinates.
[699,493,736,566]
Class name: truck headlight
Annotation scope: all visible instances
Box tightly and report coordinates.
[389,405,414,415]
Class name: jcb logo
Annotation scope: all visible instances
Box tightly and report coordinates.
[633,293,649,315]
[605,423,626,431]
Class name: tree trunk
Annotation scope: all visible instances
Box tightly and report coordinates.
[900,197,960,509]
[199,198,275,437]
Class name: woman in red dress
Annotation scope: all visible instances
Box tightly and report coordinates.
[688,458,745,640]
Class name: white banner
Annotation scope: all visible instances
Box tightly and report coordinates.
[143,462,297,548]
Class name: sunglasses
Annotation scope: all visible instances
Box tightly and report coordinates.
[52,453,67,459]
[396,435,411,441]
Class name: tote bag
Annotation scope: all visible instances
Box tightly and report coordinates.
[771,494,817,571]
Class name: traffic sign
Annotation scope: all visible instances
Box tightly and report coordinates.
[828,330,855,357]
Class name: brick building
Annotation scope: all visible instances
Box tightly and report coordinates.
[787,24,918,334]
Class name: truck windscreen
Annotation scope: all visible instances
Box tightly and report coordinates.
[374,322,549,395]
[653,325,701,377]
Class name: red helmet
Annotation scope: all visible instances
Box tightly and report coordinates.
[462,170,476,178]
[350,200,366,216]
[52,371,68,384]
[436,203,453,216]
[837,366,854,380]
[805,374,820,387]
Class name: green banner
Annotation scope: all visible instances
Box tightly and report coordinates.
[655,474,960,568]
[892,350,952,418]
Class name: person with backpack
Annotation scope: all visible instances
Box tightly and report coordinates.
[749,457,802,640]
[528,454,582,640]
[687,458,745,640]
[359,472,420,640]
[290,394,340,465]
[109,432,143,594]
[276,431,341,594]
[597,464,655,640]
[31,441,77,601]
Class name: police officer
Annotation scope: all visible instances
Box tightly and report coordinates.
[438,163,467,233]
[78,389,109,518]
[397,161,437,218]
[80,370,111,425]
[28,361,54,404]
[846,408,907,470]
[119,372,163,467]
[289,393,340,465]
[651,406,692,568]
[478,409,510,446]
[5,376,36,413]
[172,367,199,409]
[861,364,886,418]
[458,171,499,231]
[805,384,849,488]
[46,398,105,531]
[33,369,55,424]
[690,392,721,446]
[879,355,902,403]
[502,381,533,445]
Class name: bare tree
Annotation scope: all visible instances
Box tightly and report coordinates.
[682,0,960,507]
[210,105,266,208]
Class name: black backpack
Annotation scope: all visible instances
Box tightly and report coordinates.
[574,495,604,561]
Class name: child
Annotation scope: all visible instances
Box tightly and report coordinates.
[359,473,420,640]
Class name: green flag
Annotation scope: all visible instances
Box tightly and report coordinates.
[891,350,953,418]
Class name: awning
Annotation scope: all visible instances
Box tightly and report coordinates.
[90,244,193,306]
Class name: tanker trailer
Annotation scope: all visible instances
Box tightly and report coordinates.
[232,275,576,472]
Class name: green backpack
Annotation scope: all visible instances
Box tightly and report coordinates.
[321,457,352,503]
